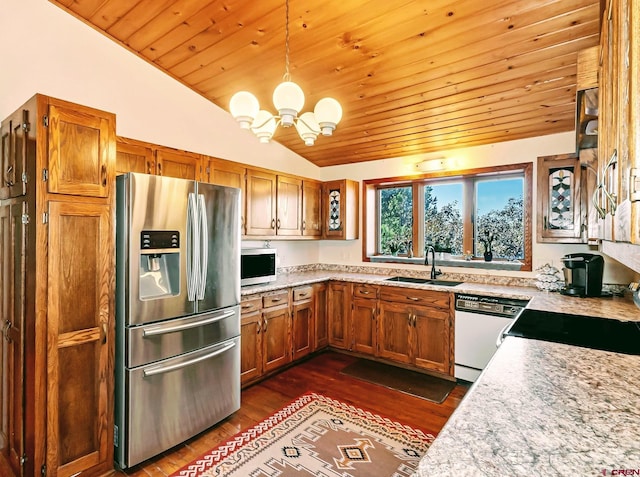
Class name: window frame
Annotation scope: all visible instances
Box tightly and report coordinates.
[363,162,533,272]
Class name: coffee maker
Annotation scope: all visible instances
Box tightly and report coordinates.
[560,253,604,297]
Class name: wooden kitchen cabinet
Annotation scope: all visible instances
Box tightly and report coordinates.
[536,153,584,243]
[302,179,322,237]
[116,137,154,175]
[0,94,116,477]
[313,282,328,350]
[240,296,262,386]
[207,157,247,234]
[0,108,29,199]
[276,175,303,236]
[246,168,277,235]
[327,281,352,349]
[322,179,359,240]
[597,0,640,244]
[262,292,291,373]
[351,284,378,355]
[240,290,291,386]
[291,286,314,360]
[155,146,202,180]
[378,287,452,375]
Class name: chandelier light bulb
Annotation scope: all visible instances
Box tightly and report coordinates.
[273,81,305,127]
[229,91,260,129]
[296,112,320,146]
[251,110,277,143]
[314,97,342,136]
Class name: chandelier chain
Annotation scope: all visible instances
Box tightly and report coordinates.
[283,0,291,82]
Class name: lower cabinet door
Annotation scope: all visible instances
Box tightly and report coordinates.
[262,305,291,372]
[46,201,113,477]
[377,301,411,364]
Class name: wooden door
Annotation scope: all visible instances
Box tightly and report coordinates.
[208,158,246,234]
[262,305,290,373]
[276,175,302,236]
[46,100,114,198]
[377,301,411,364]
[46,201,113,477]
[155,147,201,180]
[240,310,262,385]
[246,169,276,235]
[302,180,322,237]
[313,283,328,350]
[0,109,28,199]
[412,305,452,375]
[292,299,313,360]
[0,202,27,477]
[351,298,377,355]
[116,138,154,175]
[327,281,351,350]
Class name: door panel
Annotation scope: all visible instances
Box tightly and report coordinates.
[292,300,312,360]
[413,306,451,373]
[47,102,113,197]
[246,169,276,235]
[240,311,262,385]
[352,298,376,355]
[47,201,112,477]
[276,175,302,236]
[377,301,411,364]
[262,306,290,372]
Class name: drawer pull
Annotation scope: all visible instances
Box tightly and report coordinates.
[360,290,370,295]
[408,296,420,301]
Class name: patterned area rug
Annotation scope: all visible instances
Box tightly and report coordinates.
[171,393,434,477]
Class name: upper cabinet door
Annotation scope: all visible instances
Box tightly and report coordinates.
[155,147,202,180]
[47,101,114,198]
[0,109,30,199]
[246,169,277,236]
[276,175,302,236]
[207,158,247,235]
[536,154,584,243]
[116,138,154,176]
[302,180,322,237]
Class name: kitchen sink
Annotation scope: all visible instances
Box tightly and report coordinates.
[384,276,463,287]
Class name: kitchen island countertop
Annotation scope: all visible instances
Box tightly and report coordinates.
[414,336,640,477]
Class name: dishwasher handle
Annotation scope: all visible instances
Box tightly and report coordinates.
[496,321,513,348]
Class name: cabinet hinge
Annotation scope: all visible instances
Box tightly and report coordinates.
[21,171,28,184]
[22,109,30,132]
[41,464,46,477]
[630,168,640,202]
[42,169,48,182]
[21,214,29,224]
[42,115,49,127]
[20,453,27,466]
[42,212,48,224]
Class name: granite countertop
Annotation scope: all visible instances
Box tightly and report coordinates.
[241,269,640,322]
[414,336,640,477]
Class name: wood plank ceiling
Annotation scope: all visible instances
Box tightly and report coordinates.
[49,0,602,167]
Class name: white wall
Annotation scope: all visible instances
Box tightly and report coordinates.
[1,0,635,283]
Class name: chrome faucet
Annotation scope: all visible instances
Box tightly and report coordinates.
[425,245,443,280]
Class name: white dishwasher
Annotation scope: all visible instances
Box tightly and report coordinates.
[454,293,528,382]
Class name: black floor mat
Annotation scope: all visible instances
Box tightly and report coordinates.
[340,359,456,404]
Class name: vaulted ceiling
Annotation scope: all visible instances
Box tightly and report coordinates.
[49,0,602,167]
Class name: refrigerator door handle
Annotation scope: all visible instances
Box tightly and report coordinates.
[197,193,208,300]
[187,192,199,302]
[142,309,236,337]
[142,340,237,377]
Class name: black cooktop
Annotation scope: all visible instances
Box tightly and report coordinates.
[506,309,640,355]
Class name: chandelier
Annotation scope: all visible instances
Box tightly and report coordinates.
[229,0,342,146]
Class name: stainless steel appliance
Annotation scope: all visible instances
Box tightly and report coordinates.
[114,173,241,469]
[455,293,528,382]
[560,253,605,297]
[241,247,277,286]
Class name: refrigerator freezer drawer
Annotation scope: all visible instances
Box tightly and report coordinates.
[126,305,240,368]
[115,336,240,469]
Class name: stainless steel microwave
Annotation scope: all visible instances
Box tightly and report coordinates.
[241,248,277,286]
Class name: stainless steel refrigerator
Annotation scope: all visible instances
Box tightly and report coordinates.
[114,172,241,469]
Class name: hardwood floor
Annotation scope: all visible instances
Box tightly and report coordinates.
[109,351,469,477]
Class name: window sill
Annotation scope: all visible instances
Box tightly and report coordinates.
[369,255,524,271]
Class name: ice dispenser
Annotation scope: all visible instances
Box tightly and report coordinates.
[139,230,181,299]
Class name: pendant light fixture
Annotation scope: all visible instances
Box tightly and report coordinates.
[229,0,342,146]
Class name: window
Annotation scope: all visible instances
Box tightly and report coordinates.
[364,163,532,271]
